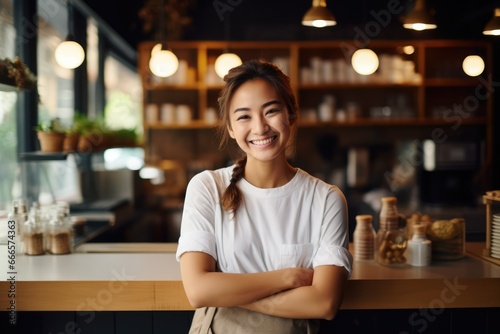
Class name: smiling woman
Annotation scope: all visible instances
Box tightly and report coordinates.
[176,60,352,333]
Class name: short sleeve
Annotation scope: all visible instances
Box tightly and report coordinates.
[312,187,353,276]
[175,171,221,262]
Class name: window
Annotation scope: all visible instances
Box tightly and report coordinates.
[0,0,18,213]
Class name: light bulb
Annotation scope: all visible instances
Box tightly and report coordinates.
[55,41,85,69]
[149,49,179,78]
[462,55,485,77]
[351,49,379,75]
[214,53,242,78]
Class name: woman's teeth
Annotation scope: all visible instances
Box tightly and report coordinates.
[251,136,275,146]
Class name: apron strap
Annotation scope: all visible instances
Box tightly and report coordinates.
[200,307,217,333]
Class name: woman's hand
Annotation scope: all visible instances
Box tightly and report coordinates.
[281,267,314,289]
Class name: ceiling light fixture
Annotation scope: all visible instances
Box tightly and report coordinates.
[215,53,242,79]
[302,0,336,28]
[462,55,485,77]
[403,0,437,31]
[148,0,179,78]
[214,12,242,79]
[351,49,379,75]
[55,0,85,69]
[483,8,500,36]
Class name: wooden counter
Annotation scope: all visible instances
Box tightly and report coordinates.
[1,242,499,311]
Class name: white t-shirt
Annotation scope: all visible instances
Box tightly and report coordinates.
[176,166,352,276]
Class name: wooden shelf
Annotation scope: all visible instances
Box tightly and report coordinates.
[145,120,217,130]
[424,78,484,87]
[298,82,421,89]
[138,40,493,178]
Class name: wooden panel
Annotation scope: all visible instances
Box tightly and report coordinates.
[115,311,152,334]
[76,311,114,334]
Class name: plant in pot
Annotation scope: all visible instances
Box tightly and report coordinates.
[77,117,111,153]
[36,118,66,153]
[63,112,89,152]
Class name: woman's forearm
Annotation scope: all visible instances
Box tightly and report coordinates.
[241,265,348,320]
[180,252,313,308]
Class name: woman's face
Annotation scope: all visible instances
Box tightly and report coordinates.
[228,79,293,164]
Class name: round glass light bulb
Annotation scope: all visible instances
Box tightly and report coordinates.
[351,49,379,75]
[55,41,85,69]
[214,53,242,78]
[462,55,485,77]
[149,49,179,78]
[403,45,415,55]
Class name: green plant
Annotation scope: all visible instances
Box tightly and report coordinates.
[35,118,65,133]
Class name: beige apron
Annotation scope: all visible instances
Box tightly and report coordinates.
[189,306,320,334]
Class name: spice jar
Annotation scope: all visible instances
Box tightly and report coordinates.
[376,197,407,265]
[22,207,45,255]
[353,214,376,261]
[46,210,73,255]
[407,223,432,266]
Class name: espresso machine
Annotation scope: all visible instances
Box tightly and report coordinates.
[419,139,481,207]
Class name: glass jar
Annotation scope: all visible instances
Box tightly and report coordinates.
[376,197,407,265]
[22,208,45,256]
[46,210,73,255]
[407,223,432,266]
[353,214,376,261]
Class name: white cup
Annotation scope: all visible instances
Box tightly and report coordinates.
[176,105,192,124]
[161,103,176,124]
[205,107,217,124]
[146,104,159,123]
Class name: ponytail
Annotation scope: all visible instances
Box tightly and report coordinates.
[221,156,247,213]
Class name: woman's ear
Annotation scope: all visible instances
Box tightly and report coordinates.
[227,124,235,139]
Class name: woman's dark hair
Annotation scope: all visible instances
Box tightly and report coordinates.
[217,59,299,213]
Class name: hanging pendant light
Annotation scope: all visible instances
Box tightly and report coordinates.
[149,43,179,78]
[214,13,242,79]
[148,0,179,78]
[215,53,242,78]
[403,0,437,31]
[55,1,85,69]
[302,0,336,28]
[351,49,379,75]
[483,8,500,36]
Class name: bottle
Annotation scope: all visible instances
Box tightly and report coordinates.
[46,209,73,255]
[23,207,45,255]
[7,199,28,254]
[406,223,432,266]
[353,214,376,261]
[376,197,407,265]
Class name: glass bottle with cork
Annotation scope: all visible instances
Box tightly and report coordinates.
[46,209,73,255]
[353,214,376,261]
[376,196,407,265]
[22,206,45,255]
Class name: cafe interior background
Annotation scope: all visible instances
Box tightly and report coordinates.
[1,0,500,244]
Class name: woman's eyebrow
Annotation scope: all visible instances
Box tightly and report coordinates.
[233,100,282,113]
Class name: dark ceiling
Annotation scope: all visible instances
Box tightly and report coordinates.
[82,0,498,50]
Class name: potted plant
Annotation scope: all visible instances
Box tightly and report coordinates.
[36,119,66,153]
[63,112,87,152]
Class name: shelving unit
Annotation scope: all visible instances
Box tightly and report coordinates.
[138,39,493,189]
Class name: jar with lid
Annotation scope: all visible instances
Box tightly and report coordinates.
[353,214,376,261]
[406,223,432,266]
[22,207,45,255]
[376,197,407,265]
[46,209,73,255]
